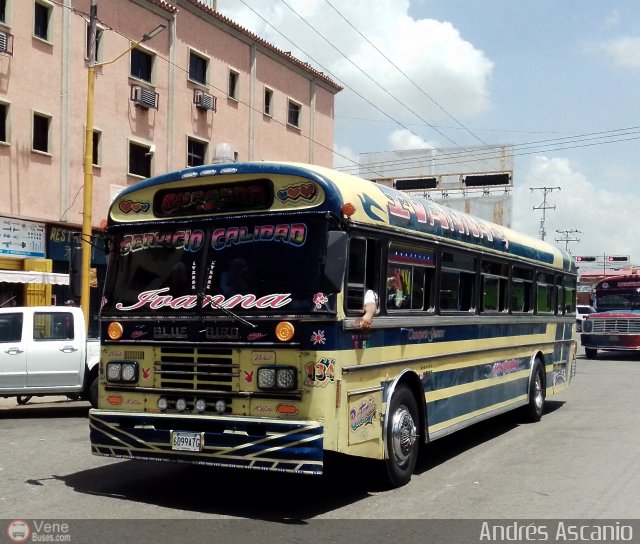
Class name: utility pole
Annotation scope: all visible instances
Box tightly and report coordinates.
[555,229,581,253]
[531,186,561,241]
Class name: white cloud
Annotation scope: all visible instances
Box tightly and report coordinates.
[333,144,360,170]
[513,156,640,263]
[599,36,640,69]
[387,129,434,150]
[604,10,621,28]
[217,0,493,125]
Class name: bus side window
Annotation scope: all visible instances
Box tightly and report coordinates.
[440,250,476,312]
[346,238,367,311]
[511,266,533,312]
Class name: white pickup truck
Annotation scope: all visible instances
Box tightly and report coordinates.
[0,306,99,407]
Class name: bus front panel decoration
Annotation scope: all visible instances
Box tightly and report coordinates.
[90,161,577,488]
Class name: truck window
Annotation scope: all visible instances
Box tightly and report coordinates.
[0,313,22,342]
[34,312,75,340]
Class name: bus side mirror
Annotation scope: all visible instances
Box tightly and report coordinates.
[323,231,347,293]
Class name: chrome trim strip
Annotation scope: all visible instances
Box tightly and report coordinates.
[346,385,384,397]
[104,385,302,400]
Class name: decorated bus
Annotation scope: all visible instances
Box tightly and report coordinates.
[89,162,577,487]
[581,274,640,359]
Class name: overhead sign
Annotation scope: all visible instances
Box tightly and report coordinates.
[575,255,630,263]
[0,217,46,258]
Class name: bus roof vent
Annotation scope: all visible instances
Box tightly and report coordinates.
[213,142,234,163]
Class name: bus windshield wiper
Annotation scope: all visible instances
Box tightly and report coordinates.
[198,291,257,328]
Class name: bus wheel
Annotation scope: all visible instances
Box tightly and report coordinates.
[17,395,32,405]
[87,376,99,409]
[585,348,597,360]
[384,384,419,488]
[524,359,545,423]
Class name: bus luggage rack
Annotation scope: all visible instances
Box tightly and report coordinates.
[591,319,640,334]
[156,347,239,390]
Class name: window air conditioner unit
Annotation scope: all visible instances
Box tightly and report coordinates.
[194,89,217,111]
[130,85,159,110]
[0,30,14,55]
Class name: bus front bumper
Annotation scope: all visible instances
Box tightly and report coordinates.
[89,409,324,476]
[581,334,640,351]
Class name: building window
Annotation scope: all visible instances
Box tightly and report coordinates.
[34,1,52,41]
[32,112,50,153]
[189,51,208,85]
[264,87,273,116]
[92,129,101,166]
[86,24,104,62]
[129,141,151,178]
[131,48,153,83]
[0,0,7,24]
[187,137,206,167]
[0,102,7,143]
[228,69,239,100]
[287,99,301,128]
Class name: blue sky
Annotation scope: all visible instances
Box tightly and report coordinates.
[217,0,640,268]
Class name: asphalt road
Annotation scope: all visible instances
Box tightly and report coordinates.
[1,348,639,526]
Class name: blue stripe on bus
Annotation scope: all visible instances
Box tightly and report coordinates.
[300,321,549,350]
[419,356,531,393]
[426,376,528,427]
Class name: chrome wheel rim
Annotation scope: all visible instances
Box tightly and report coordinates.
[534,372,544,411]
[390,405,417,465]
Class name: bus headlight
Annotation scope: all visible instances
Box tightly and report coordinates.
[257,366,297,391]
[106,361,138,383]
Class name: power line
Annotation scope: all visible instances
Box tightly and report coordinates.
[321,0,488,146]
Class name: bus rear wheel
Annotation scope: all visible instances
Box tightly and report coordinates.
[384,384,419,488]
[524,359,545,423]
[585,348,597,360]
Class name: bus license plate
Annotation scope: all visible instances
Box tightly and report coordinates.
[171,431,203,452]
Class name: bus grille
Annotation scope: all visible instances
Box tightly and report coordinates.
[590,319,640,334]
[155,347,238,391]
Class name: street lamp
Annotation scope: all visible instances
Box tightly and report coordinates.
[81,0,166,331]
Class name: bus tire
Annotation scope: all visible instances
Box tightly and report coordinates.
[585,348,597,360]
[384,384,419,488]
[524,359,545,423]
[87,376,99,409]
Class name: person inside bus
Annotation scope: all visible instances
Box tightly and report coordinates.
[359,288,378,329]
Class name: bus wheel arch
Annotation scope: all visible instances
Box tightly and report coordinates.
[382,371,425,488]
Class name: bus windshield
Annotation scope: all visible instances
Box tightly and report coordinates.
[101,216,334,316]
[596,291,640,311]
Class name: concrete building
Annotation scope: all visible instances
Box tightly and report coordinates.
[0,0,341,321]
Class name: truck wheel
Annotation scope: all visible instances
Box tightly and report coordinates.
[384,384,419,488]
[523,359,545,423]
[585,348,597,360]
[17,395,32,405]
[87,376,99,408]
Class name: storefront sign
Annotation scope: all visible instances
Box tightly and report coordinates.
[0,218,46,258]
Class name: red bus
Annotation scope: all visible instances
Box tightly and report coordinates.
[581,275,640,359]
